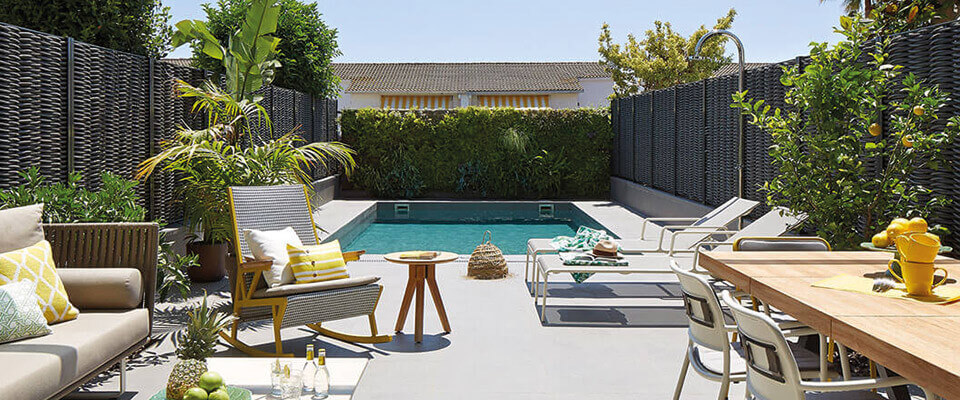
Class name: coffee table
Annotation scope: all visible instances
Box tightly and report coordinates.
[205,357,367,399]
[383,251,459,343]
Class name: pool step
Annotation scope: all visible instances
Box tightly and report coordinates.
[539,203,554,218]
[394,203,410,219]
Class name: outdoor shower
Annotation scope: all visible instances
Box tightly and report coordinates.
[693,29,745,199]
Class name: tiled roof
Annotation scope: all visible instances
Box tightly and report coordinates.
[711,62,770,77]
[161,58,193,68]
[331,62,610,94]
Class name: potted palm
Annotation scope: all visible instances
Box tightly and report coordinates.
[137,0,354,281]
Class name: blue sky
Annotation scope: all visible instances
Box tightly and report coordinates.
[165,0,849,63]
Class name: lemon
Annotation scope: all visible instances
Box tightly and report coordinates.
[902,135,914,148]
[913,105,925,116]
[891,218,910,226]
[905,217,928,233]
[872,231,891,248]
[869,123,882,137]
[886,223,907,239]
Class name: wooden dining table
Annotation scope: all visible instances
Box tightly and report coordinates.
[699,250,960,398]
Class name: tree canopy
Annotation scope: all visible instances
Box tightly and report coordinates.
[192,0,341,98]
[598,9,736,96]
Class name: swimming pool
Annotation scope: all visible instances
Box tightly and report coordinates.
[331,202,614,255]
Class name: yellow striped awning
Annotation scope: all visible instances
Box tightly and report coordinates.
[380,95,454,110]
[477,95,549,108]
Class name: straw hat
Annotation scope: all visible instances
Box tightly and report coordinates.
[592,240,618,257]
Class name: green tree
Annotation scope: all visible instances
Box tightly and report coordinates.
[0,0,172,57]
[191,0,341,98]
[820,0,958,30]
[733,15,960,249]
[598,9,736,97]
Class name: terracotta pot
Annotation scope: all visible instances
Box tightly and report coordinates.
[186,241,229,282]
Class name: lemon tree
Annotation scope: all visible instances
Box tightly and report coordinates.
[733,15,960,249]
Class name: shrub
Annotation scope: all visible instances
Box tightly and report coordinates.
[192,0,341,98]
[340,107,612,199]
[0,0,172,57]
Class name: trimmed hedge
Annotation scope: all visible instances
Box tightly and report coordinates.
[340,107,612,199]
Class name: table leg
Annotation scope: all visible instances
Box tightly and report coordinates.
[414,265,426,343]
[426,265,451,333]
[395,267,417,332]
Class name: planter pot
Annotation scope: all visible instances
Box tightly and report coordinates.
[186,241,228,282]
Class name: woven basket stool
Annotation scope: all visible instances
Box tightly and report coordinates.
[468,231,508,279]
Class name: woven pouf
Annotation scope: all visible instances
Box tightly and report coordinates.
[467,231,508,279]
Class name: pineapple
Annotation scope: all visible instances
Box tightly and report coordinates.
[167,291,230,400]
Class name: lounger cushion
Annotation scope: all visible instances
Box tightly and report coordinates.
[58,268,143,310]
[0,203,44,253]
[0,309,149,400]
[252,275,380,298]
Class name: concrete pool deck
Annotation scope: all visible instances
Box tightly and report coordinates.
[86,200,743,399]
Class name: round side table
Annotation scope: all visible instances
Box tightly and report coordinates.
[383,251,458,343]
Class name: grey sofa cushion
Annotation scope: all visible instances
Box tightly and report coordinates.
[253,275,380,298]
[59,268,143,310]
[0,309,149,400]
[0,203,44,253]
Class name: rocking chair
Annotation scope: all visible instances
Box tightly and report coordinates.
[221,185,391,357]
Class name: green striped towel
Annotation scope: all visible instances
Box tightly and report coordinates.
[559,252,627,283]
[550,226,613,252]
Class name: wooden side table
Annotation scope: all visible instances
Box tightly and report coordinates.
[383,251,458,343]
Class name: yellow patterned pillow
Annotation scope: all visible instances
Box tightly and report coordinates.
[286,241,350,284]
[0,240,78,324]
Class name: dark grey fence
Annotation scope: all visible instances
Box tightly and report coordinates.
[612,20,960,248]
[0,22,337,223]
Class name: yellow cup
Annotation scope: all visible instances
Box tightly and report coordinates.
[895,232,940,263]
[888,259,948,296]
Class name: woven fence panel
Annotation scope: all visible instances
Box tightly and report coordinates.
[618,96,635,182]
[272,86,296,138]
[652,88,676,193]
[635,94,653,185]
[296,91,313,142]
[610,98,620,178]
[703,75,739,207]
[675,81,705,203]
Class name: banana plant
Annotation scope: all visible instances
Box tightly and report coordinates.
[171,0,281,102]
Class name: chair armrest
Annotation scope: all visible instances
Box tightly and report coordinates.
[658,226,728,254]
[641,217,701,238]
[239,258,273,273]
[344,250,365,262]
[799,376,912,392]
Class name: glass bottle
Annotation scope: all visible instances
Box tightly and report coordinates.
[302,344,317,394]
[313,348,330,399]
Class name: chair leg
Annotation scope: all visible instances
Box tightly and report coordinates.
[273,305,285,356]
[837,342,851,380]
[307,323,392,344]
[818,334,828,381]
[540,273,549,322]
[673,346,691,400]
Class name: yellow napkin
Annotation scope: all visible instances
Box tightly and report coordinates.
[399,251,437,259]
[812,274,960,304]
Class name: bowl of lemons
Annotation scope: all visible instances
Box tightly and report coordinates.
[860,217,952,254]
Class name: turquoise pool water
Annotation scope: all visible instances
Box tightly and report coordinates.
[342,222,578,255]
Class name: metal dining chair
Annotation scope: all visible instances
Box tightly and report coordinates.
[670,261,824,400]
[720,290,910,400]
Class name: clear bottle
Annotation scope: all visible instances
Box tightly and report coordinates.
[302,344,318,394]
[313,348,330,399]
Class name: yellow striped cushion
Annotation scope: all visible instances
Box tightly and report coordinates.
[287,241,350,284]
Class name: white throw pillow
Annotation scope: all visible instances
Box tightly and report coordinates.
[243,227,304,287]
[0,280,51,344]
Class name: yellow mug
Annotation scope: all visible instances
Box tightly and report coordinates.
[895,232,940,263]
[888,259,948,296]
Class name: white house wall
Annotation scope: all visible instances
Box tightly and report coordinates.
[577,77,614,108]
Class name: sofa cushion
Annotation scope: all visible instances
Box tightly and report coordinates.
[0,203,44,254]
[58,268,143,310]
[253,275,379,298]
[0,309,149,400]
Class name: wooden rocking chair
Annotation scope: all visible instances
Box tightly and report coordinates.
[220,185,391,357]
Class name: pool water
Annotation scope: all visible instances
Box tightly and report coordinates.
[343,222,578,255]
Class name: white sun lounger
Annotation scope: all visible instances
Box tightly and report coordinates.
[525,197,760,293]
[533,207,805,321]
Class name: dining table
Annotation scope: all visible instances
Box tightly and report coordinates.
[698,250,960,398]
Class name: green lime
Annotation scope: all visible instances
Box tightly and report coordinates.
[207,388,230,400]
[199,371,223,392]
[183,387,209,400]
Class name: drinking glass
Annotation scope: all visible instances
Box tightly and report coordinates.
[280,367,304,399]
[270,360,290,398]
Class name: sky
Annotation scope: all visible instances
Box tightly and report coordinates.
[165,0,850,63]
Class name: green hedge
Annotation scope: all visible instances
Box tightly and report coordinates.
[340,107,612,199]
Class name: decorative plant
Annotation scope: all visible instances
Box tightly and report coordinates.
[0,167,195,301]
[732,15,960,249]
[139,0,355,246]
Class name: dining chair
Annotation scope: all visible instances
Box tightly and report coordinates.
[670,261,824,400]
[720,290,910,400]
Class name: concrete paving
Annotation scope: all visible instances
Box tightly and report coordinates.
[77,200,739,399]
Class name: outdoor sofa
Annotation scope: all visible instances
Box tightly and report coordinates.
[0,216,158,400]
